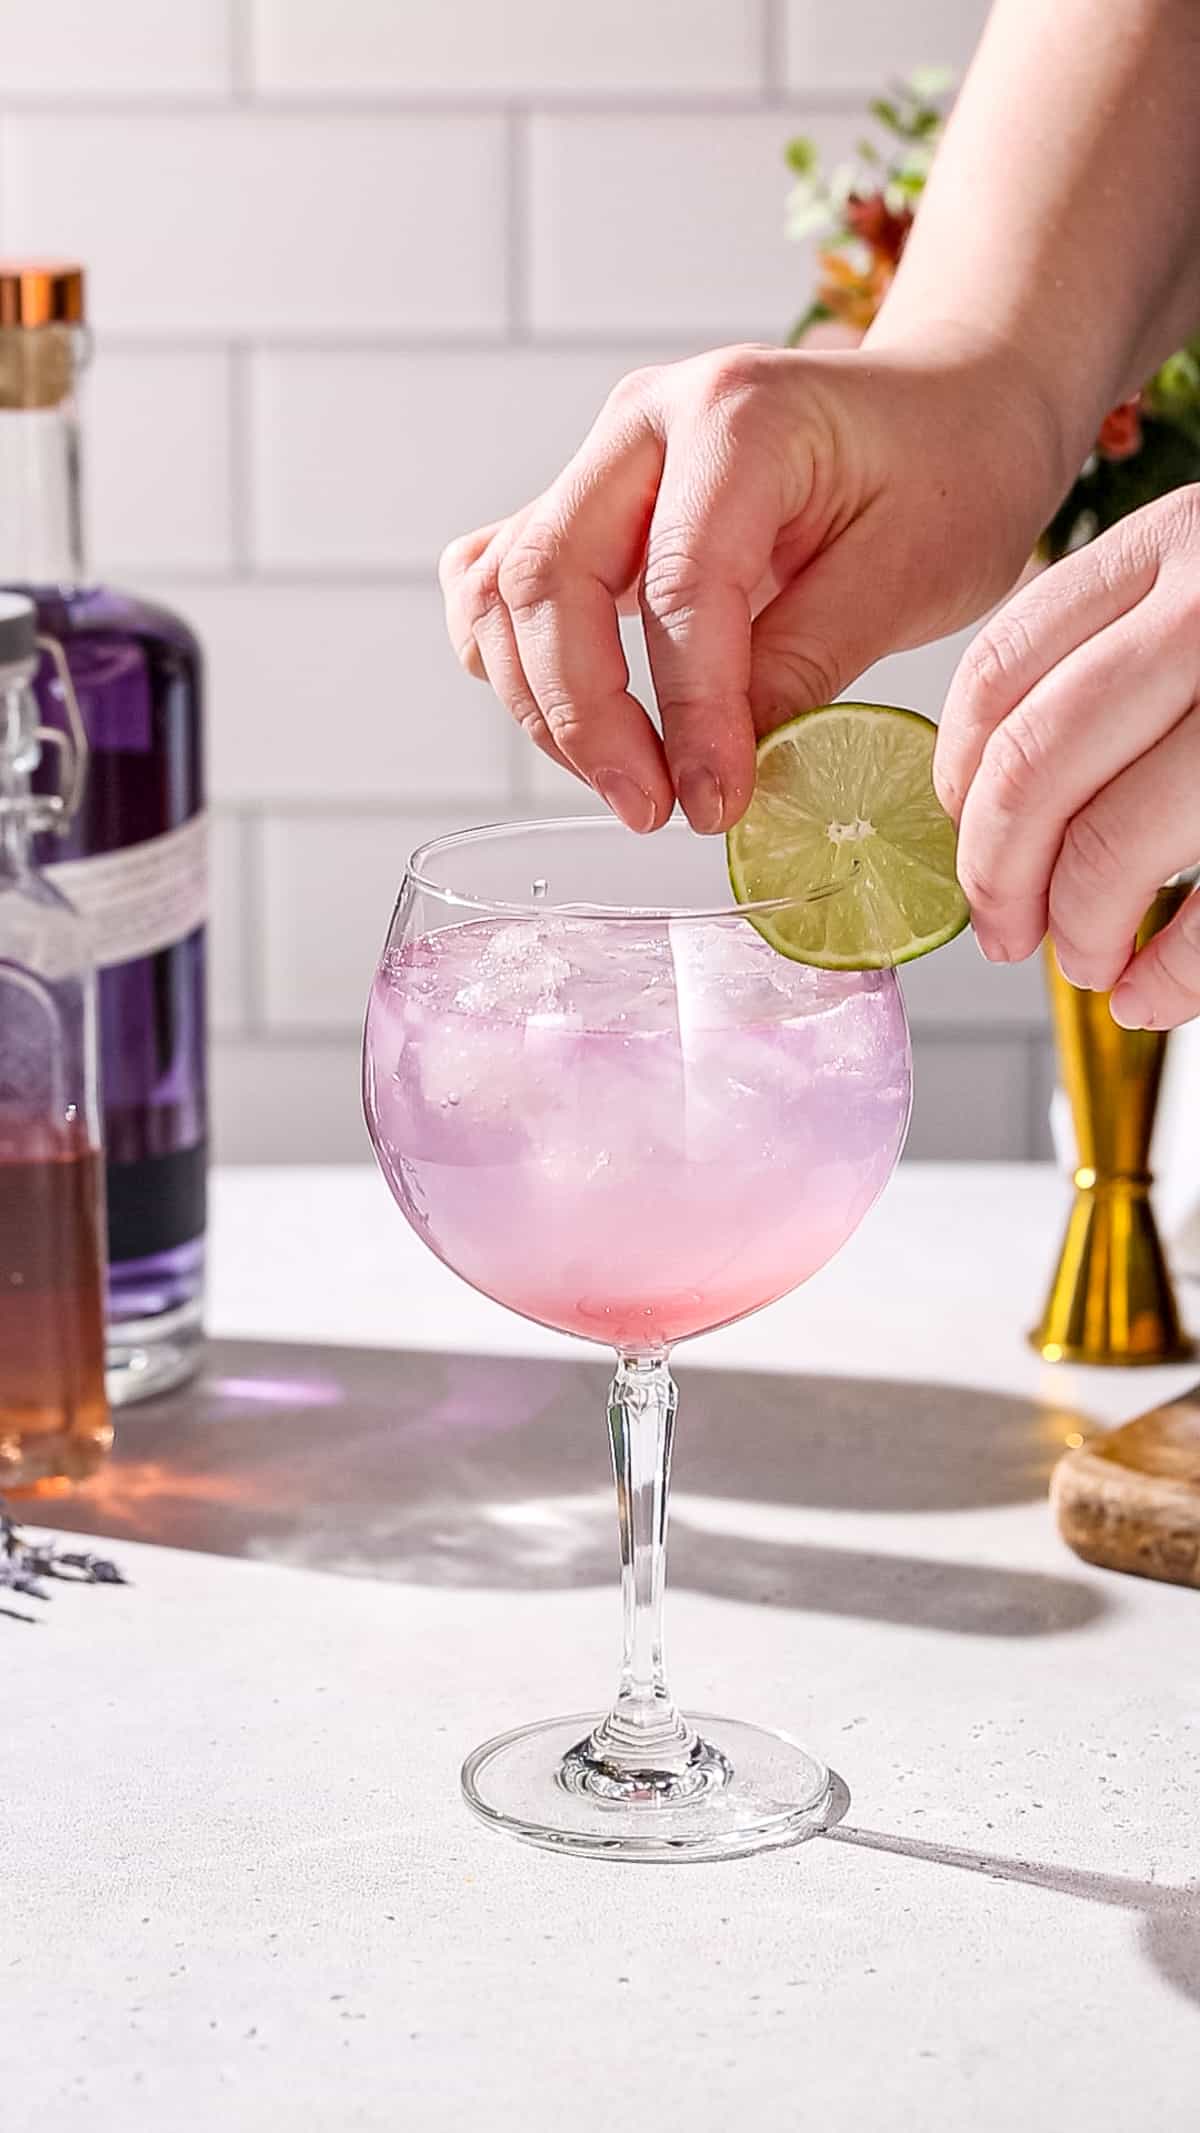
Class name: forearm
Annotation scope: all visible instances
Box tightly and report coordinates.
[869,0,1200,480]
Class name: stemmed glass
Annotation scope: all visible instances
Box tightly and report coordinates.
[364,817,911,1860]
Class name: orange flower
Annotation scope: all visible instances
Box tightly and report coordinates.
[814,247,895,331]
[1097,399,1143,460]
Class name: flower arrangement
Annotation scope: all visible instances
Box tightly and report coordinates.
[784,70,1200,561]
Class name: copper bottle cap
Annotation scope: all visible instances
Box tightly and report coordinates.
[0,262,85,328]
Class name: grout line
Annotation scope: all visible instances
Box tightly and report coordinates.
[97,330,709,358]
[94,323,795,357]
[225,341,253,571]
[762,0,788,104]
[1026,1030,1055,1159]
[227,0,253,102]
[214,1026,364,1053]
[0,90,870,120]
[214,794,522,821]
[909,1022,1050,1046]
[123,561,442,590]
[505,107,530,344]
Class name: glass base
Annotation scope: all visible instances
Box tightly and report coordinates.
[462,1712,838,1862]
[105,1297,204,1408]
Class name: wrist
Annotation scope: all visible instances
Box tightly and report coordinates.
[864,313,1090,532]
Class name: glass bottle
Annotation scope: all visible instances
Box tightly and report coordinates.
[0,262,207,1405]
[0,590,111,1493]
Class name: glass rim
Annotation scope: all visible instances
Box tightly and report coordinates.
[406,814,858,925]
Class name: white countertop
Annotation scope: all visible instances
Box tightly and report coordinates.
[5,1163,1200,2130]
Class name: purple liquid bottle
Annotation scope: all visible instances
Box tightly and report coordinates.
[1,262,207,1404]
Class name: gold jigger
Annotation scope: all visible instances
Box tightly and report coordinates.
[1031,881,1195,1366]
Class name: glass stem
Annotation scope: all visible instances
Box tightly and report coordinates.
[586,1352,697,1777]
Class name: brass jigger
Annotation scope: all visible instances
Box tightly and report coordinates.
[1031,881,1195,1366]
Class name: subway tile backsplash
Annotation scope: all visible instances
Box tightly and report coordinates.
[0,0,1032,1164]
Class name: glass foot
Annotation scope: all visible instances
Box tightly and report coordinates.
[461,1712,838,1861]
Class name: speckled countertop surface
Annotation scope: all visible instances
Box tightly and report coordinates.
[5,1165,1199,2129]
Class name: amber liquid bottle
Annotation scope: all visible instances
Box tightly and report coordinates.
[0,591,110,1493]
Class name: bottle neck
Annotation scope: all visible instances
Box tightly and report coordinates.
[0,327,88,587]
[0,399,86,585]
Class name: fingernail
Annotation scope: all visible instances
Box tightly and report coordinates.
[1110,985,1150,1030]
[973,926,1011,964]
[677,766,724,835]
[595,769,656,833]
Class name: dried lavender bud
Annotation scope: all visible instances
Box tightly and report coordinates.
[0,1500,126,1604]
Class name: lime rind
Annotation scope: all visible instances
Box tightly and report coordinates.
[726,701,970,970]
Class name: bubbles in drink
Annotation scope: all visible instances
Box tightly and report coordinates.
[366,913,910,1348]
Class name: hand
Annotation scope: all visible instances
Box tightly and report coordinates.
[935,485,1200,1031]
[439,337,1060,835]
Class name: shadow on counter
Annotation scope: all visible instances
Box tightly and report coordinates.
[48,1337,1107,1639]
[825,1792,1200,2012]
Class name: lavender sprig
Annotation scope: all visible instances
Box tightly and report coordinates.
[1,1501,126,1620]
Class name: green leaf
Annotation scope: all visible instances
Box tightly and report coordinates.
[1041,417,1200,559]
[784,135,818,175]
[1145,343,1200,443]
[869,97,902,131]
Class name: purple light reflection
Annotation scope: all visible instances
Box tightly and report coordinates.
[209,1374,344,1409]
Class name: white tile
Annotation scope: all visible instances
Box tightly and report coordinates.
[86,349,233,576]
[844,628,972,724]
[212,1039,369,1163]
[529,112,856,335]
[0,0,231,96]
[786,0,989,92]
[900,928,1048,1033]
[905,1035,1031,1159]
[260,810,476,1032]
[152,582,516,807]
[249,347,687,570]
[0,116,506,337]
[252,0,762,96]
[208,810,245,1036]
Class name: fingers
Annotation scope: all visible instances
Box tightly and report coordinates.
[1048,706,1200,1003]
[440,518,510,680]
[934,517,1162,827]
[478,384,674,830]
[954,592,1192,963]
[442,510,585,781]
[1112,883,1200,1031]
[639,360,788,831]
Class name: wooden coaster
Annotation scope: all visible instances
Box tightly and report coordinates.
[1051,1390,1200,1589]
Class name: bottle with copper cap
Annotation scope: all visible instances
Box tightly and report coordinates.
[0,262,208,1407]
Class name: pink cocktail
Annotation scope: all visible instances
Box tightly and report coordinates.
[363,817,911,1860]
[367,915,907,1350]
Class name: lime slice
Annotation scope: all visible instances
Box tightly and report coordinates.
[726,702,968,968]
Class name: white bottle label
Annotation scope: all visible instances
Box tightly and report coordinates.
[45,811,208,971]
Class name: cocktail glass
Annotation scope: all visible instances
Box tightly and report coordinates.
[364,817,911,1859]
